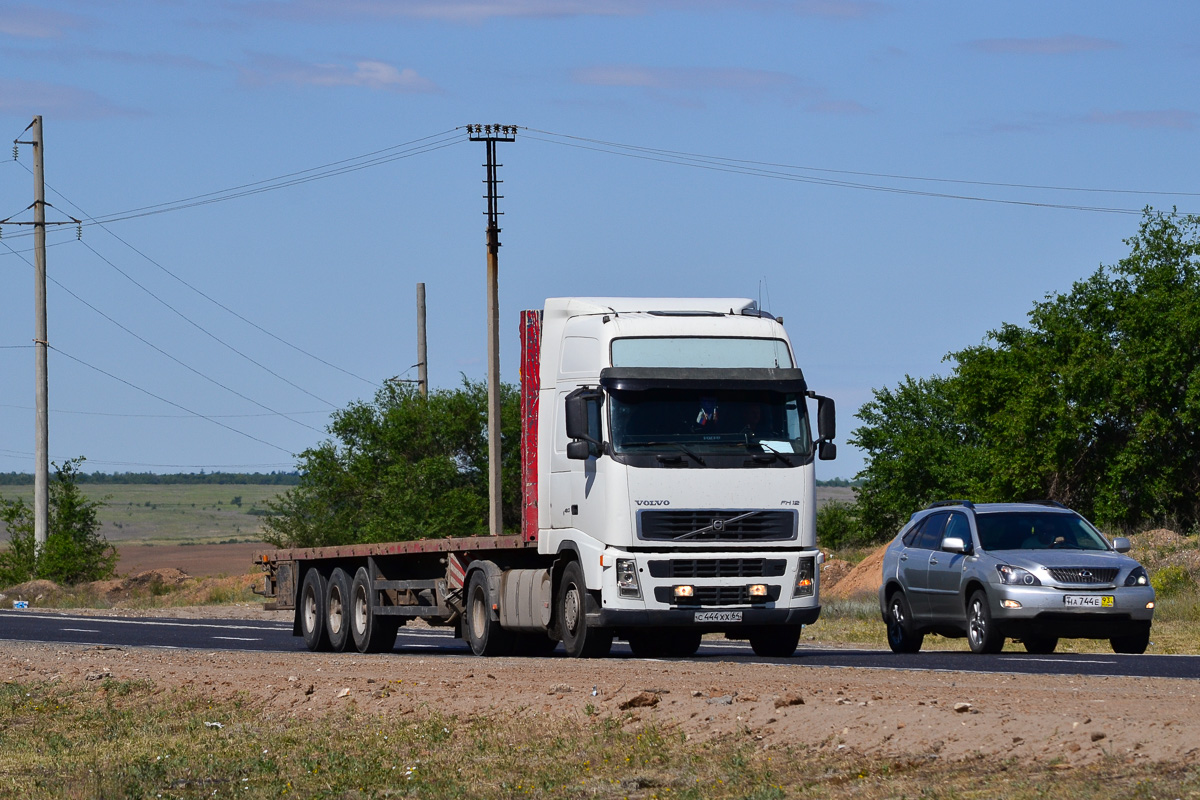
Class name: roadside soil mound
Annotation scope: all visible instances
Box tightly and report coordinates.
[0,579,62,603]
[823,545,886,600]
[819,558,853,592]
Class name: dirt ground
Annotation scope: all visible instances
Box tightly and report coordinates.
[115,541,265,578]
[3,615,1198,770]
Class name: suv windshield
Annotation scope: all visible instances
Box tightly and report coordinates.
[976,512,1110,552]
[608,388,811,457]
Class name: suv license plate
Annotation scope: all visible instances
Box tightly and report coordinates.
[1064,595,1114,608]
[695,611,742,623]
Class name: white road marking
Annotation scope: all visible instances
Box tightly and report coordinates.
[2,611,289,632]
[212,636,262,642]
[1008,657,1116,664]
[61,628,101,633]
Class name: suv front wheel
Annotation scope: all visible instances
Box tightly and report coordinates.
[967,590,1004,654]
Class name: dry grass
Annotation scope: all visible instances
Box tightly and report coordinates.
[0,677,1196,799]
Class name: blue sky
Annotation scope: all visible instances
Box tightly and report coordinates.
[1,1,1197,480]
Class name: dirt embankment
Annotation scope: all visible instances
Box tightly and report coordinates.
[2,638,1197,769]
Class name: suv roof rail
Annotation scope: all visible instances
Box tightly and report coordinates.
[926,500,975,510]
[1023,498,1068,509]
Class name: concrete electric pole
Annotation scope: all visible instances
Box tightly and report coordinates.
[467,124,517,537]
[416,282,428,400]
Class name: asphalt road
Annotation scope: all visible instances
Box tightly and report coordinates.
[2,609,1198,679]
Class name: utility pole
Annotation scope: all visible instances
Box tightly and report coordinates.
[416,283,428,399]
[467,124,516,537]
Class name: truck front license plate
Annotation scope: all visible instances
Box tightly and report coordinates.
[1064,595,1114,608]
[695,611,742,623]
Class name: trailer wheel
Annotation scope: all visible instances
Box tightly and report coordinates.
[351,567,397,654]
[326,568,352,652]
[299,569,330,652]
[557,561,612,658]
[465,569,513,656]
[748,625,802,658]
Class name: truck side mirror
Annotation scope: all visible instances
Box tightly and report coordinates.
[818,440,837,461]
[817,395,835,441]
[565,387,604,459]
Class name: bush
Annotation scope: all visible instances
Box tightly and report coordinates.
[1151,565,1196,597]
[0,458,116,586]
[816,501,865,550]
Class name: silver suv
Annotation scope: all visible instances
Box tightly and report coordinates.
[878,501,1155,655]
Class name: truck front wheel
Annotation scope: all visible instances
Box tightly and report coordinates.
[465,570,513,657]
[299,569,330,652]
[748,625,802,657]
[558,561,612,658]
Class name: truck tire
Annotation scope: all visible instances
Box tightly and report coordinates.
[557,561,612,658]
[967,590,1004,654]
[299,568,330,652]
[325,568,352,653]
[351,566,398,654]
[465,569,513,657]
[749,626,802,658]
[627,629,702,658]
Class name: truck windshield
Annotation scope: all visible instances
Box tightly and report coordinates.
[608,388,812,457]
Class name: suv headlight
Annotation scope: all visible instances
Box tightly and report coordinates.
[615,558,641,598]
[1124,566,1149,587]
[996,565,1041,586]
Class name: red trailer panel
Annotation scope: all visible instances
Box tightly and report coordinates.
[520,309,542,543]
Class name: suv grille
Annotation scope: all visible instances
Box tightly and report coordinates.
[638,510,796,541]
[648,559,787,578]
[1048,567,1118,584]
[653,585,782,605]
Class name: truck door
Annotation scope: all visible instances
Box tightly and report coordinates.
[548,389,575,529]
[567,388,606,538]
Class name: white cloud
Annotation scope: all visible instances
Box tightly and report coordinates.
[239,55,440,92]
[0,78,140,119]
[0,5,88,38]
[1084,109,1195,131]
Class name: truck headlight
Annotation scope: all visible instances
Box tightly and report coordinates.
[794,557,815,598]
[997,565,1040,586]
[1124,566,1149,587]
[616,558,641,598]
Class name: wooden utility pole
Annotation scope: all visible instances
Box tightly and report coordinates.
[467,124,516,537]
[416,283,428,399]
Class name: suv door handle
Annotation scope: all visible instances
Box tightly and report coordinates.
[899,553,908,562]
[929,557,939,565]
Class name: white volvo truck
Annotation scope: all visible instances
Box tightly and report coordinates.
[256,297,836,658]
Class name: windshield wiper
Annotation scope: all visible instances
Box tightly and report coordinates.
[644,441,706,466]
[752,440,794,466]
[674,510,761,540]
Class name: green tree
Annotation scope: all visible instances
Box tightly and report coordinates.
[263,378,522,548]
[851,209,1200,537]
[0,457,117,586]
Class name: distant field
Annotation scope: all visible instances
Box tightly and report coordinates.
[0,483,286,544]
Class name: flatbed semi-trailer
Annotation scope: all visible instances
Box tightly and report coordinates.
[256,297,836,658]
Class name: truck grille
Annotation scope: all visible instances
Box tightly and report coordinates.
[638,509,796,541]
[647,558,787,578]
[1048,567,1118,584]
[653,585,782,605]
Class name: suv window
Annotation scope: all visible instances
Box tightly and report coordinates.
[943,512,972,549]
[911,512,948,550]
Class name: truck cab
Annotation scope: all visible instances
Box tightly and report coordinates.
[533,297,835,657]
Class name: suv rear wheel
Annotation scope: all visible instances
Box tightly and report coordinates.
[885,590,923,654]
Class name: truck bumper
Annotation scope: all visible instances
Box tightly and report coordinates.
[587,605,820,630]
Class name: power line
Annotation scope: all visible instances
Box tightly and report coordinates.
[523,128,1196,216]
[76,237,340,408]
[48,345,295,455]
[527,127,1200,199]
[0,402,330,419]
[1,239,325,435]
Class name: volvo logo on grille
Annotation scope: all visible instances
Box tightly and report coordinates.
[712,518,726,532]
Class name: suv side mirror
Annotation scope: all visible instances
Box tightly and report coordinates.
[1112,537,1131,553]
[942,537,969,554]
